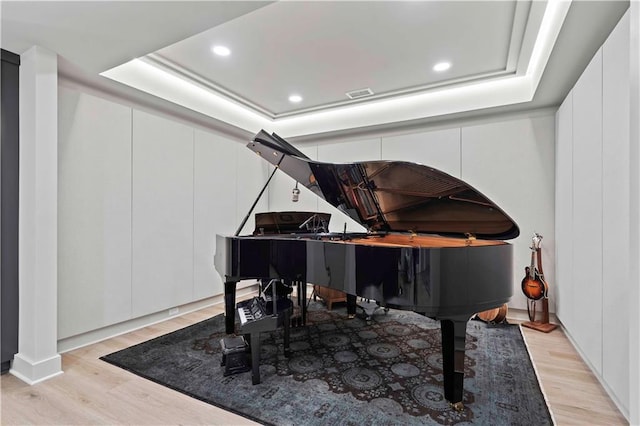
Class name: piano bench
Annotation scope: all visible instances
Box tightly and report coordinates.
[314,285,347,311]
[220,336,250,376]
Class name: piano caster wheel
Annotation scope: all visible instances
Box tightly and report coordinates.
[450,401,464,412]
[348,314,356,319]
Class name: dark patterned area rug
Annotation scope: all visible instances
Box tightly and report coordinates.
[101,302,553,425]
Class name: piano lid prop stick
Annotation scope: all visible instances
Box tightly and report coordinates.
[235,162,282,237]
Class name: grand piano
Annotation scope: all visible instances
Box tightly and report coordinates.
[215,130,519,409]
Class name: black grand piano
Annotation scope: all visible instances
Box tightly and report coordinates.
[214,130,519,409]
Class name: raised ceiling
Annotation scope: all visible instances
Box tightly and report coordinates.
[1,1,630,138]
[148,1,537,118]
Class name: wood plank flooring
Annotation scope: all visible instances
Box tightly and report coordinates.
[1,301,628,425]
[519,322,628,425]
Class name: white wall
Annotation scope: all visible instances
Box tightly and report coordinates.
[570,48,604,372]
[601,13,630,412]
[555,93,574,333]
[461,116,555,312]
[555,11,630,417]
[131,110,195,317]
[57,82,262,342]
[268,113,556,313]
[193,130,238,299]
[629,3,640,424]
[382,128,461,177]
[58,86,132,338]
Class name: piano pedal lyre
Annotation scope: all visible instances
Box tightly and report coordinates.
[357,298,383,322]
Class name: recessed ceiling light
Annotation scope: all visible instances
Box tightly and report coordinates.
[212,45,231,57]
[289,94,302,103]
[433,62,451,72]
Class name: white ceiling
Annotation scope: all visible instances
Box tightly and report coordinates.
[0,1,270,73]
[1,1,629,138]
[149,1,536,117]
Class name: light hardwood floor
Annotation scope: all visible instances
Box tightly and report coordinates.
[1,301,628,425]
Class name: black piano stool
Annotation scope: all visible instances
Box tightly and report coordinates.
[220,336,250,376]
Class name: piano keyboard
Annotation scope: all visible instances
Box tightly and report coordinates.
[237,297,267,324]
[236,297,278,334]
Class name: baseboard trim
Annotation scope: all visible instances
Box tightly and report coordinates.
[10,353,63,385]
[506,307,559,325]
[57,283,259,354]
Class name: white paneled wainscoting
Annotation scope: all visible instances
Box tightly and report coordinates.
[556,10,631,419]
[57,80,269,350]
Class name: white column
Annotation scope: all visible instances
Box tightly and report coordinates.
[11,46,62,384]
[629,3,640,425]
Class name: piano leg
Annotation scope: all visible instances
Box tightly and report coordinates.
[249,332,261,385]
[440,316,469,410]
[295,279,307,326]
[346,294,357,318]
[283,308,291,358]
[224,280,238,334]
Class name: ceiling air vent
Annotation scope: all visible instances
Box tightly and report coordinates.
[346,88,374,100]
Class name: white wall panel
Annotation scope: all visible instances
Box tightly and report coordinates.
[555,93,574,332]
[602,12,630,411]
[194,130,238,299]
[58,87,132,338]
[132,110,194,316]
[317,138,381,232]
[381,128,461,177]
[629,4,640,423]
[317,138,381,163]
[571,50,603,374]
[236,143,270,235]
[554,12,632,416]
[461,116,556,311]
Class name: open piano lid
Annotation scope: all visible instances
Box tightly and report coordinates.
[250,130,519,240]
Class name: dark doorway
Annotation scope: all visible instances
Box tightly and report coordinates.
[1,48,20,373]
